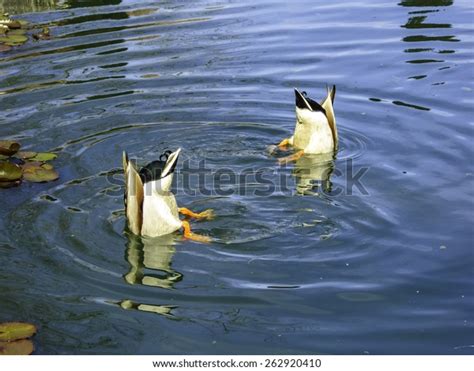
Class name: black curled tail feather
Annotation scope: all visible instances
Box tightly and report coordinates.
[159,150,173,162]
[139,149,172,183]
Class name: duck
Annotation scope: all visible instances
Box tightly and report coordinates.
[277,86,337,164]
[122,148,213,242]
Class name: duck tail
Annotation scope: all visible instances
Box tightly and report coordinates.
[123,151,144,236]
[329,85,336,104]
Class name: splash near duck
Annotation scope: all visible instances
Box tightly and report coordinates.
[277,86,337,164]
[122,148,213,242]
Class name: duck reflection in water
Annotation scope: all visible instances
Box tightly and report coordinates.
[124,233,182,289]
[292,151,335,195]
[118,233,181,317]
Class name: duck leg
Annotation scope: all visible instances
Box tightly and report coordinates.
[278,150,304,165]
[277,138,291,150]
[179,207,214,220]
[181,220,211,243]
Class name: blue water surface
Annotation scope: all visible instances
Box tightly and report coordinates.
[0,0,473,354]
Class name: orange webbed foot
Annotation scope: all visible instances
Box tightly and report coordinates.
[179,207,215,221]
[277,138,291,150]
[181,220,211,243]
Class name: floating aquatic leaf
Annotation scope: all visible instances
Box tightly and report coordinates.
[0,180,21,188]
[21,161,42,171]
[0,140,20,156]
[0,339,34,355]
[22,163,59,183]
[16,151,37,160]
[0,14,24,29]
[6,20,22,29]
[0,162,22,182]
[0,34,28,46]
[6,29,27,36]
[0,322,37,342]
[31,152,57,162]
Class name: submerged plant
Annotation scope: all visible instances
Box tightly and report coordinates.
[0,140,59,188]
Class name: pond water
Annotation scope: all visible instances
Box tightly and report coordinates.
[0,0,473,355]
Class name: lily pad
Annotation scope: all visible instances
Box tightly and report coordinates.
[22,163,59,183]
[16,151,37,160]
[41,163,53,170]
[0,180,21,188]
[6,20,21,29]
[0,140,20,156]
[31,152,57,162]
[0,162,22,182]
[21,161,42,171]
[0,14,23,30]
[6,29,27,36]
[0,34,28,46]
[0,322,37,342]
[0,339,34,355]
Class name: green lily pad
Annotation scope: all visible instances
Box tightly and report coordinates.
[31,152,57,162]
[0,161,22,181]
[41,163,53,170]
[0,339,34,355]
[22,163,59,183]
[0,140,21,156]
[6,20,21,29]
[0,180,21,188]
[0,34,28,46]
[16,151,37,160]
[6,29,26,36]
[0,14,23,29]
[0,322,37,342]
[21,161,42,170]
